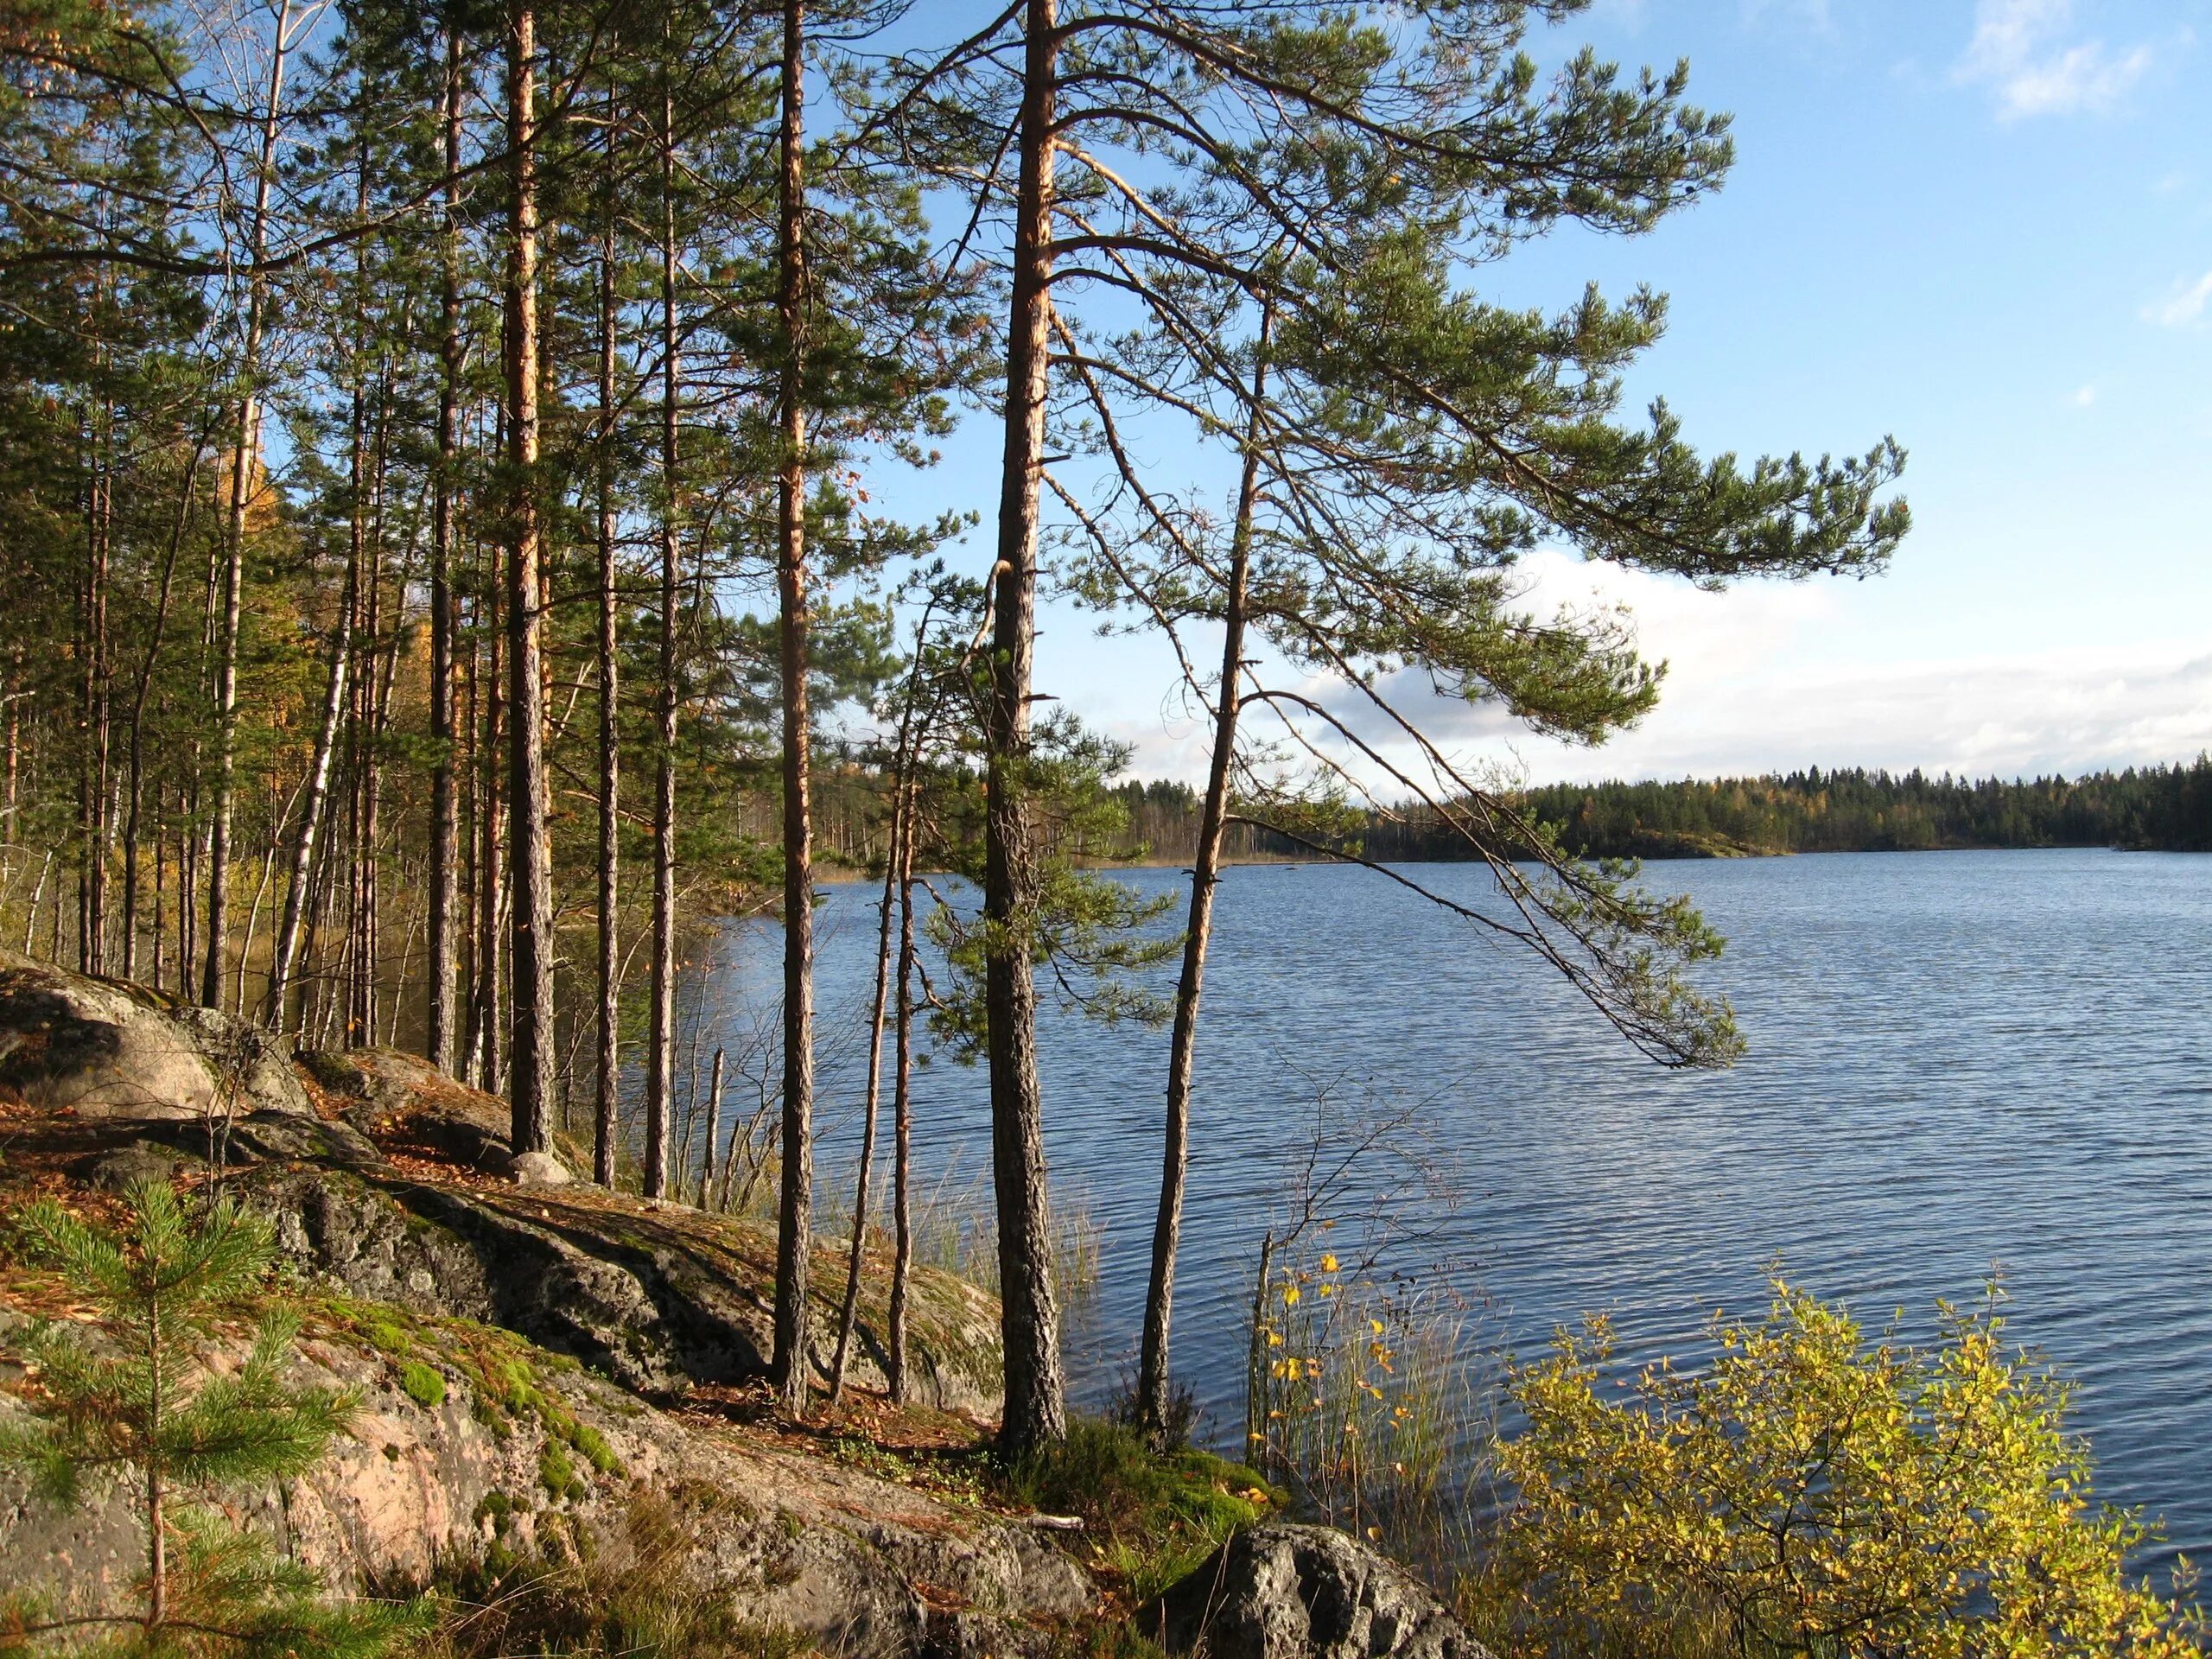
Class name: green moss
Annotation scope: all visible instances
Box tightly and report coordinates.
[399,1361,447,1409]
[539,1440,585,1501]
[474,1491,516,1536]
[364,1318,410,1356]
[569,1422,621,1475]
[495,1357,543,1414]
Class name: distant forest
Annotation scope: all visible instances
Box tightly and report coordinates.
[1113,758,2212,863]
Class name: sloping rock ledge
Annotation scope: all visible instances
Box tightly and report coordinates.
[0,946,1494,1656]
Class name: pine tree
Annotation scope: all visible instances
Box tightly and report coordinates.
[0,1180,417,1656]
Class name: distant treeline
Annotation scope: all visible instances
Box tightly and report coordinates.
[1114,759,2212,863]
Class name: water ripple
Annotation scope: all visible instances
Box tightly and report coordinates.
[703,848,2212,1567]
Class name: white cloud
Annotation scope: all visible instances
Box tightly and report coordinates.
[1326,642,2212,790]
[1953,0,2153,119]
[1103,543,2212,795]
[1113,549,2212,792]
[2068,383,2097,407]
[2144,271,2212,329]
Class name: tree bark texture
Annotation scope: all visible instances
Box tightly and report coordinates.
[1136,319,1272,1437]
[771,0,817,1418]
[505,0,554,1154]
[985,0,1066,1454]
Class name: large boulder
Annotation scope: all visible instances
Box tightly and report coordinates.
[1155,1524,1491,1659]
[245,1160,1003,1413]
[0,947,310,1122]
[0,958,1002,1417]
[0,1305,1087,1658]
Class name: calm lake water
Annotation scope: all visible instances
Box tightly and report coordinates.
[699,849,2212,1562]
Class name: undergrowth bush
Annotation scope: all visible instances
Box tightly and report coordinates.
[1002,1417,1281,1603]
[1459,1279,2207,1659]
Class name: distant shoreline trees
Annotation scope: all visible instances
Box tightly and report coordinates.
[1106,758,2212,863]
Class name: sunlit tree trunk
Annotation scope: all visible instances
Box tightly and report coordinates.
[839,620,931,1402]
[120,439,200,982]
[504,0,553,1153]
[427,25,464,1074]
[266,542,354,1027]
[206,2,292,1007]
[353,392,391,1046]
[594,130,622,1187]
[771,0,817,1418]
[1136,320,1270,1439]
[699,1046,723,1206]
[984,0,1066,1454]
[79,391,111,976]
[830,762,901,1402]
[887,857,917,1403]
[645,61,682,1200]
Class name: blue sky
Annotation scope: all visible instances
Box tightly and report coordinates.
[873,0,2212,788]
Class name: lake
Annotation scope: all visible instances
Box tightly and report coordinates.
[696,849,2212,1563]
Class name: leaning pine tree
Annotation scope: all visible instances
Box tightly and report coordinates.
[885,0,1907,1452]
[1062,200,1911,1431]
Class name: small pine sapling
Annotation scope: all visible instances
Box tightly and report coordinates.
[0,1179,419,1656]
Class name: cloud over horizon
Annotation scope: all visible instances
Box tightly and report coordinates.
[1106,550,2212,791]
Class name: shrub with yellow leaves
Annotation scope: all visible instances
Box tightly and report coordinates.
[1460,1278,2204,1659]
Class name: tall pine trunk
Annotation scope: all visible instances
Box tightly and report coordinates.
[842,618,931,1402]
[265,539,354,1027]
[829,760,901,1403]
[427,26,464,1073]
[770,0,817,1419]
[699,1046,723,1207]
[474,570,505,1094]
[505,0,553,1154]
[120,437,200,982]
[594,132,622,1188]
[984,0,1066,1455]
[644,64,681,1200]
[1136,319,1271,1438]
[205,3,291,1007]
[79,392,111,976]
[887,856,917,1404]
[352,391,390,1045]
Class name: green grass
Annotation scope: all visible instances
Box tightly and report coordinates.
[405,1489,810,1659]
[1002,1416,1286,1604]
